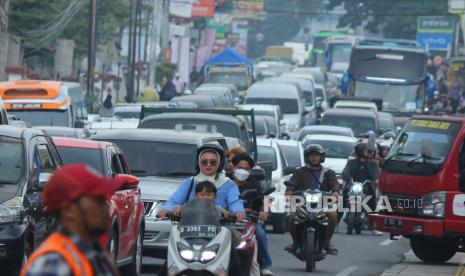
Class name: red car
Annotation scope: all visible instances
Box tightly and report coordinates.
[52,137,145,276]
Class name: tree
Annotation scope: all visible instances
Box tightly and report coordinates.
[327,0,449,38]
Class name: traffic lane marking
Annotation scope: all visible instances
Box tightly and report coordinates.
[379,236,402,246]
[454,255,465,276]
[335,266,358,276]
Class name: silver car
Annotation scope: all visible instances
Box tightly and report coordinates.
[91,128,227,258]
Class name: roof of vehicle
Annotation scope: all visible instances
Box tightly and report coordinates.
[200,83,237,91]
[52,136,111,149]
[323,108,377,118]
[302,134,357,143]
[140,112,242,125]
[334,100,378,110]
[275,139,302,147]
[247,82,301,98]
[195,86,230,93]
[257,138,277,147]
[353,44,426,54]
[88,119,139,129]
[239,104,279,112]
[0,125,45,139]
[271,77,314,92]
[298,125,354,138]
[91,128,224,145]
[114,105,142,112]
[35,126,82,138]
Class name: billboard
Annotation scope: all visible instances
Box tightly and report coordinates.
[192,0,215,18]
[170,0,193,18]
[417,16,457,51]
[234,0,264,20]
[416,33,453,50]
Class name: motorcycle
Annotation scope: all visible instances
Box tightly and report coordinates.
[285,182,330,272]
[343,180,371,235]
[164,199,238,276]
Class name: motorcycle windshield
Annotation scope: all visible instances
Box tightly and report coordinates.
[179,199,220,239]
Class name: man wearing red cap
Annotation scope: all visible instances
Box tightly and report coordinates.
[21,164,124,276]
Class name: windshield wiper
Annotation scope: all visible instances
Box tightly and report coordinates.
[156,171,192,177]
[384,153,416,164]
[406,155,440,166]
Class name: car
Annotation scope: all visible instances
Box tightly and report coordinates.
[291,67,326,85]
[52,137,145,275]
[90,129,227,258]
[255,116,272,138]
[86,118,139,132]
[314,83,328,109]
[333,100,378,111]
[170,95,215,108]
[301,134,357,176]
[195,85,236,104]
[199,83,238,98]
[138,112,254,152]
[256,138,292,234]
[36,126,85,138]
[275,139,305,169]
[321,108,379,137]
[0,126,62,274]
[239,104,286,139]
[297,125,354,141]
[271,76,317,119]
[245,82,307,135]
[194,87,235,107]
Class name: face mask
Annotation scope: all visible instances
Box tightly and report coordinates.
[234,169,250,182]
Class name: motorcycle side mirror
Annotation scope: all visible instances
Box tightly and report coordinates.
[263,187,276,195]
[250,168,266,181]
[240,189,259,199]
[35,172,52,190]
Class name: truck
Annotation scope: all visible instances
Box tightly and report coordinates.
[265,46,294,63]
[369,116,465,264]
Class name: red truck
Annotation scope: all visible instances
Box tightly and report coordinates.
[369,116,465,264]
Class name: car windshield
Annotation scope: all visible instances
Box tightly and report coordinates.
[387,119,460,164]
[140,119,239,138]
[354,81,421,112]
[208,72,247,90]
[321,115,375,137]
[0,136,24,184]
[330,44,352,64]
[100,140,197,176]
[56,147,104,174]
[279,144,302,167]
[9,110,69,127]
[303,139,354,159]
[257,145,277,170]
[303,91,314,107]
[246,98,299,114]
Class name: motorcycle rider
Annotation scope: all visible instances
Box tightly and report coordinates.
[157,142,244,220]
[231,152,274,276]
[285,144,340,256]
[342,143,382,235]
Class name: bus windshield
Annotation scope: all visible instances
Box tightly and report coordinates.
[354,81,421,112]
[9,110,70,127]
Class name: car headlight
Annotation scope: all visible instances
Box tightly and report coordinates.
[421,192,446,218]
[0,197,23,225]
[146,200,163,218]
[351,183,363,194]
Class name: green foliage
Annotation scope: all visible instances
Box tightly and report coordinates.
[327,0,449,38]
[156,64,177,84]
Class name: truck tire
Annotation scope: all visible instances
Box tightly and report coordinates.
[410,237,457,264]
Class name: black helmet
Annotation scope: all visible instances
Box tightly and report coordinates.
[195,142,226,174]
[354,143,368,158]
[231,152,255,168]
[304,144,325,163]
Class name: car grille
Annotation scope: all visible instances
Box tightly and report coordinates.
[385,194,422,216]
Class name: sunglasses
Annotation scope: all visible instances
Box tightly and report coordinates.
[200,159,218,166]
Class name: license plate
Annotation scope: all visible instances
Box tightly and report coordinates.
[179,225,217,238]
[384,218,403,229]
[11,103,42,109]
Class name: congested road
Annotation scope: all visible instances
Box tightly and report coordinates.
[141,224,410,276]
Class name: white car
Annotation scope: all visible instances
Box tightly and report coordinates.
[275,139,305,169]
[257,138,291,233]
[333,100,378,111]
[239,104,287,139]
[301,134,357,176]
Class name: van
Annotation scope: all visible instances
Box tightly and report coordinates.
[244,82,307,135]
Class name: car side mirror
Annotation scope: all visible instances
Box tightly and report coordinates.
[36,172,52,190]
[116,174,139,188]
[284,166,297,175]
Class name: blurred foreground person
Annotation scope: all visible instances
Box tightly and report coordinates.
[21,164,123,276]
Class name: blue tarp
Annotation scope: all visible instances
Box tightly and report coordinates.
[204,48,253,67]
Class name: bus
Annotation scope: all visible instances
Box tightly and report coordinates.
[0,80,88,128]
[342,44,429,126]
[309,30,349,67]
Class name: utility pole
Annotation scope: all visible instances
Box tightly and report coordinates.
[127,0,138,102]
[87,0,97,95]
[136,0,142,97]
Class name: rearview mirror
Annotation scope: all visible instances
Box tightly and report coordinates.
[116,174,140,188]
[284,166,297,175]
[36,172,52,190]
[421,139,433,158]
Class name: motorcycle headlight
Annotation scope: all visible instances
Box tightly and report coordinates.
[351,184,363,194]
[177,242,219,263]
[201,250,217,262]
[421,192,446,218]
[180,249,194,261]
[305,193,322,204]
[236,240,247,249]
[0,197,23,225]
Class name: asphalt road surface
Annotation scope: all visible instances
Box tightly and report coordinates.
[141,224,410,276]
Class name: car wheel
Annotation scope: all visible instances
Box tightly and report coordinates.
[122,226,143,276]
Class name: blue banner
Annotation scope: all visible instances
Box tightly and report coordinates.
[416,33,453,50]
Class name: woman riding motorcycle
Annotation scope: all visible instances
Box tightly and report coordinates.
[157,142,245,219]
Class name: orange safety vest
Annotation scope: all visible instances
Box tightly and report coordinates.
[20,232,94,276]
